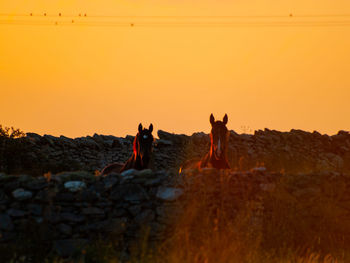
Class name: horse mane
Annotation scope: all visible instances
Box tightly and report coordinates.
[133,133,139,157]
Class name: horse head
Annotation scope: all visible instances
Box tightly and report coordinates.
[134,123,154,166]
[209,113,229,161]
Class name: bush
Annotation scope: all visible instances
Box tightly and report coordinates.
[0,124,26,173]
[0,124,25,139]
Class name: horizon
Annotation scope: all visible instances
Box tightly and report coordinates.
[23,126,347,139]
[1,0,349,138]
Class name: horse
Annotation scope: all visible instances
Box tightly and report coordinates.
[100,123,154,175]
[182,114,230,170]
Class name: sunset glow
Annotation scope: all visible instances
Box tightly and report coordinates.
[1,0,349,137]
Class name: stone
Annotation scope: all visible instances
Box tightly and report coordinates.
[260,183,276,192]
[112,208,127,217]
[121,169,139,178]
[134,209,155,225]
[104,139,114,147]
[156,139,173,147]
[76,137,100,149]
[7,208,27,218]
[191,132,210,145]
[0,231,16,242]
[34,217,43,224]
[26,132,41,139]
[18,174,32,183]
[0,174,17,184]
[12,188,33,201]
[57,223,72,236]
[107,218,127,235]
[77,190,99,202]
[4,181,20,193]
[156,187,184,201]
[96,200,113,208]
[112,139,122,148]
[0,214,14,231]
[45,211,61,224]
[90,182,105,194]
[138,169,153,177]
[252,167,267,172]
[128,205,141,217]
[144,177,163,186]
[81,207,105,216]
[103,176,119,189]
[79,221,109,232]
[60,135,77,148]
[27,204,42,216]
[25,179,48,190]
[0,191,9,205]
[55,192,75,202]
[43,134,57,145]
[148,222,167,239]
[58,171,93,182]
[54,239,88,258]
[64,181,86,192]
[35,189,53,203]
[157,130,187,144]
[0,173,5,181]
[111,184,149,201]
[125,135,135,143]
[60,213,85,223]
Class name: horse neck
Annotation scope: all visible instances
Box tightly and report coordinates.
[132,134,150,168]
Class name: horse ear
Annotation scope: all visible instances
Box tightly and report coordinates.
[149,123,153,133]
[210,114,215,125]
[138,123,143,132]
[223,114,228,125]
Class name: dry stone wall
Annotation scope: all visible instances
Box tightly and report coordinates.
[0,169,186,258]
[2,129,349,175]
[1,168,349,260]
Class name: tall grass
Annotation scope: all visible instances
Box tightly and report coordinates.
[133,170,349,263]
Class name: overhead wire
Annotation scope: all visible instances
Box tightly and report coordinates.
[1,13,350,18]
[1,13,350,27]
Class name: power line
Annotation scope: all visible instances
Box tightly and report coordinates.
[1,13,350,19]
[1,12,350,27]
[1,20,350,27]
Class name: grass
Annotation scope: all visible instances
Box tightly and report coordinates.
[130,170,349,263]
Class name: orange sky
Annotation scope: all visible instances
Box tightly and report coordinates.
[0,0,349,137]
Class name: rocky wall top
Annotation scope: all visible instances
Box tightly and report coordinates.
[0,129,349,175]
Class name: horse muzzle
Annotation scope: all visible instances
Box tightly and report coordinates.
[215,138,223,157]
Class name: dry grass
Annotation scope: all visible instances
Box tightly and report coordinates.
[132,170,350,263]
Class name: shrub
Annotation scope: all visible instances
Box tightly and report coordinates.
[0,124,25,139]
[0,124,26,173]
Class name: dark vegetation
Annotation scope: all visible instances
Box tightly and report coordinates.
[0,125,27,173]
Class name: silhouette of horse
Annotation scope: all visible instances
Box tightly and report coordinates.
[182,114,230,170]
[101,123,154,175]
